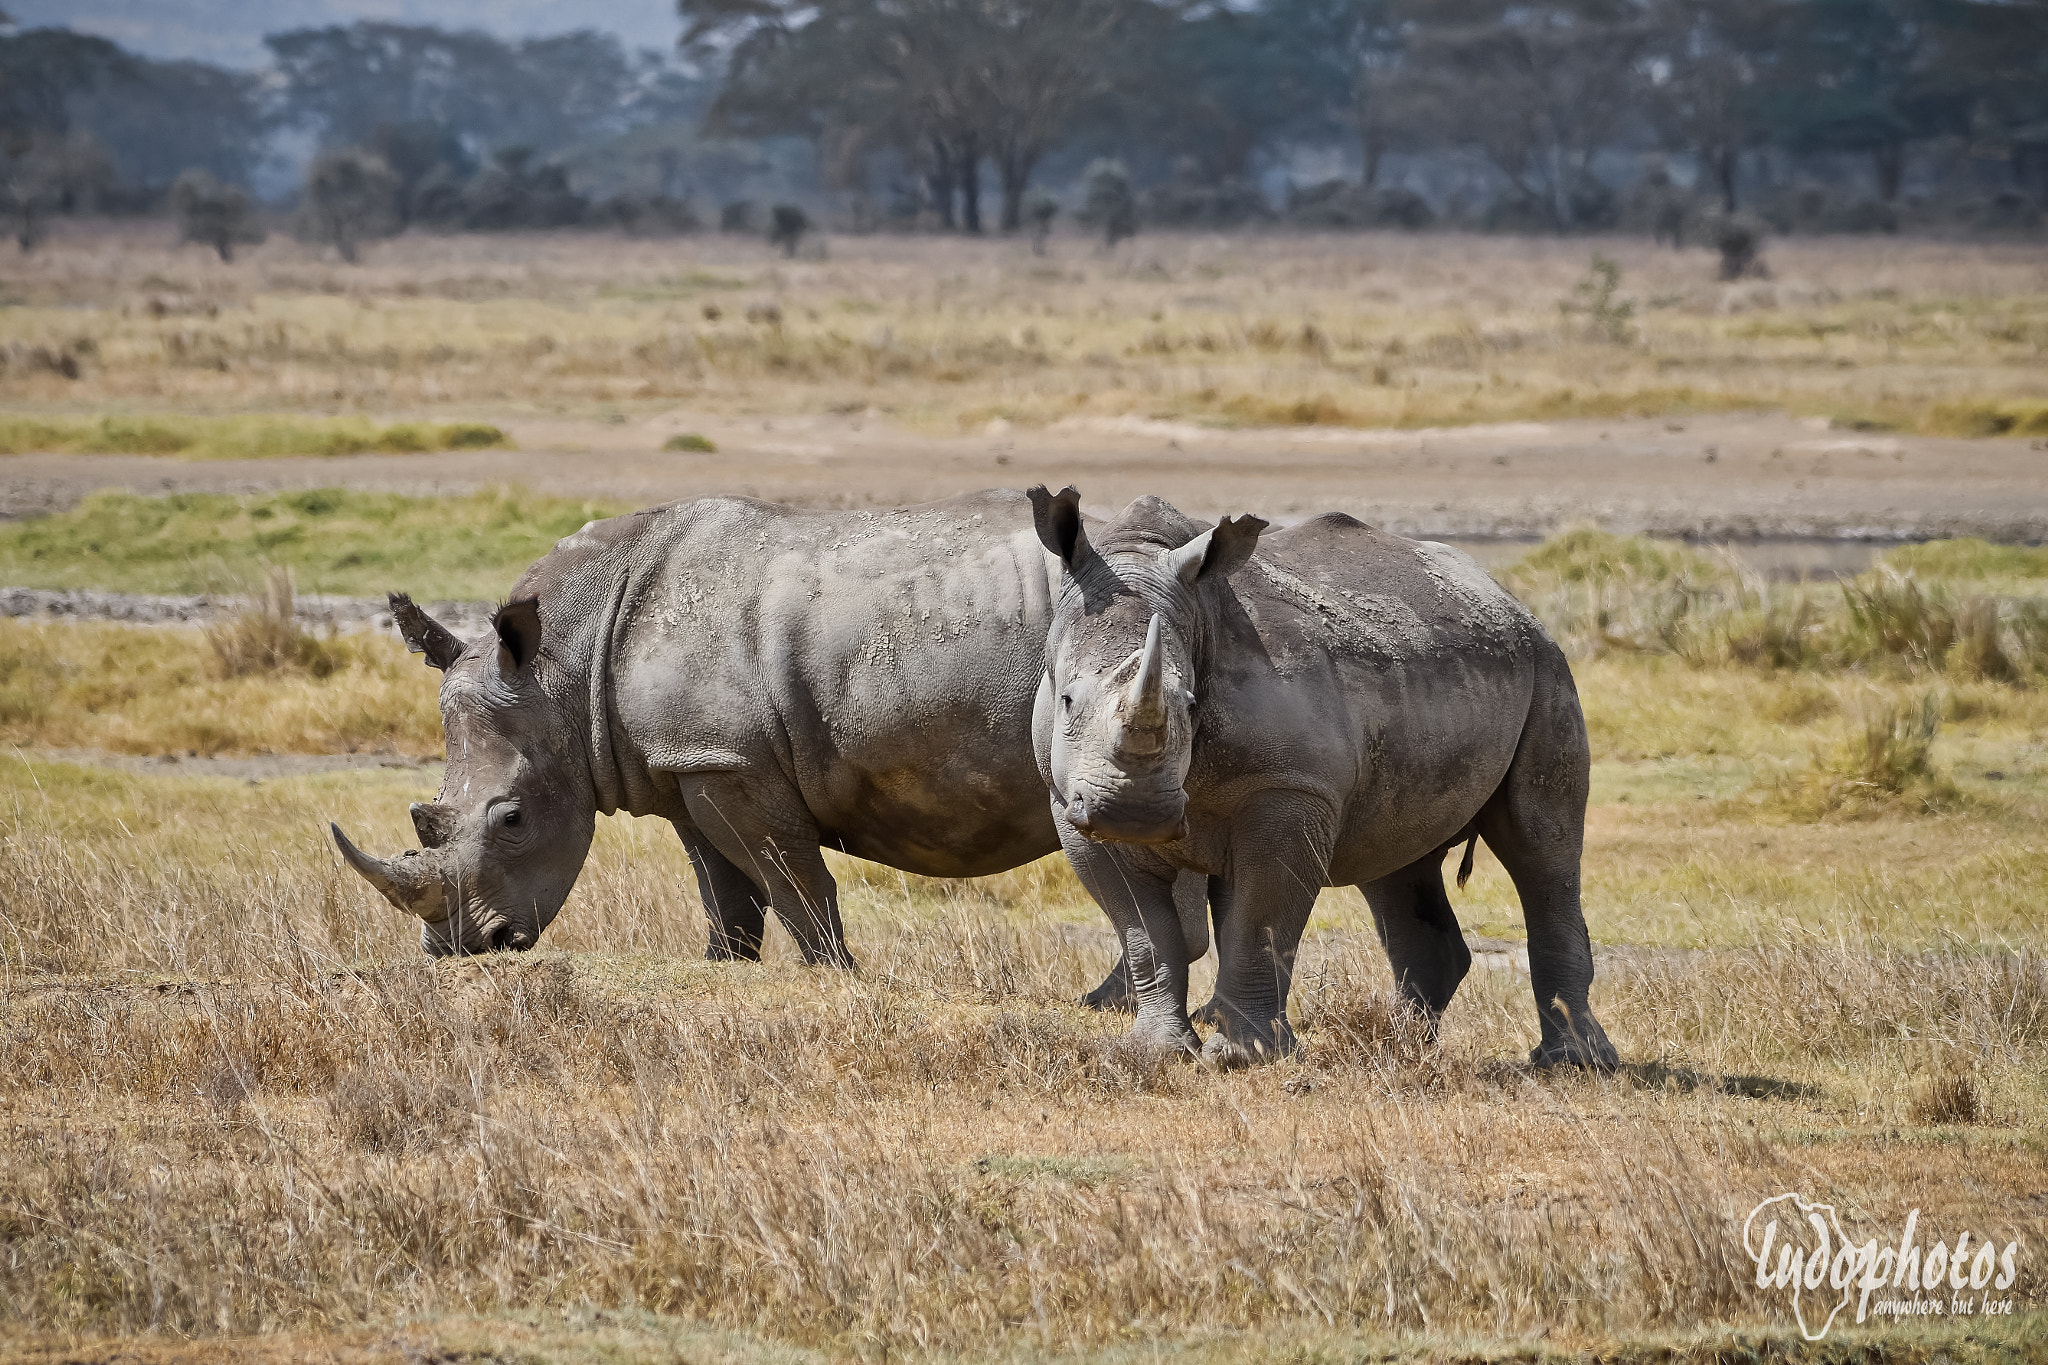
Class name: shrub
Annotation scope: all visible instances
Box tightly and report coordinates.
[204,565,347,679]
[169,170,265,263]
[301,148,400,264]
[664,432,716,453]
[1908,1071,1982,1126]
[768,203,810,258]
[1076,159,1136,248]
[1777,692,1959,819]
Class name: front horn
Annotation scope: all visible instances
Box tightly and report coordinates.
[331,822,450,922]
[1120,615,1169,755]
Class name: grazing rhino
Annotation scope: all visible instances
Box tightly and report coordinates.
[1026,485,1617,1069]
[331,489,1210,972]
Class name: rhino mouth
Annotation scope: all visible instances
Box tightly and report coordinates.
[424,911,532,958]
[1065,787,1188,845]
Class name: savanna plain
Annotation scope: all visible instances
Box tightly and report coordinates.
[1,225,2045,1364]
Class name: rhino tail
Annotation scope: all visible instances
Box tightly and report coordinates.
[1456,833,1478,890]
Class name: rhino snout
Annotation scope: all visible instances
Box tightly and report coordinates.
[1066,788,1188,846]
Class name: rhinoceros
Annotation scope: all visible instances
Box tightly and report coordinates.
[330,489,1209,975]
[1025,485,1618,1069]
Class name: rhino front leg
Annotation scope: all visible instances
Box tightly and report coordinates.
[1084,871,1211,1014]
[1202,793,1335,1068]
[675,822,769,962]
[680,778,855,968]
[1059,819,1197,1058]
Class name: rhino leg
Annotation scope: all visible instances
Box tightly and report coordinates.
[681,778,855,968]
[676,823,769,962]
[1059,824,1198,1058]
[1474,647,1617,1070]
[1088,871,1211,1014]
[1201,792,1335,1069]
[1080,956,1135,1012]
[1361,853,1472,1032]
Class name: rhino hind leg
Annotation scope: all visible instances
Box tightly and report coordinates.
[1474,646,1618,1071]
[1361,853,1473,1030]
[680,779,856,969]
[677,824,769,962]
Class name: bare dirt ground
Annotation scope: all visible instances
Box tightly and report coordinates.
[5,409,2045,540]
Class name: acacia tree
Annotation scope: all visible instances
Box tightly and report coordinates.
[1762,0,1968,202]
[1409,0,1654,230]
[682,0,1131,233]
[302,148,399,263]
[1644,0,1783,211]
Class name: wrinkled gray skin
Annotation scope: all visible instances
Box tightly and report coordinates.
[1027,485,1618,1070]
[331,489,1210,974]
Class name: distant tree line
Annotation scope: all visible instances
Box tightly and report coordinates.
[684,0,2048,232]
[2,0,2045,254]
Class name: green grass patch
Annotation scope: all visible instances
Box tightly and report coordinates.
[0,413,510,460]
[0,487,627,599]
[1883,537,2048,582]
[662,431,717,453]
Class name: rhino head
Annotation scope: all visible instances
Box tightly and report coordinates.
[331,592,596,956]
[1029,486,1265,845]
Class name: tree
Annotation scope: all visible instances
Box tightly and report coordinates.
[68,58,268,194]
[268,23,640,157]
[1,133,114,251]
[1644,0,1784,211]
[171,169,265,262]
[302,148,399,263]
[683,0,1135,233]
[1076,157,1136,245]
[364,121,474,226]
[1407,0,1654,231]
[1764,0,1970,202]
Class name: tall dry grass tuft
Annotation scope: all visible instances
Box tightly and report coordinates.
[1910,1071,1985,1126]
[1769,692,1961,818]
[204,564,347,679]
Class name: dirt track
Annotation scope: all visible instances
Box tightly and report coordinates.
[4,409,2045,541]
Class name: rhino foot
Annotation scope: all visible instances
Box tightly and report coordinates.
[1528,1030,1620,1071]
[1080,958,1137,1013]
[1200,1019,1297,1070]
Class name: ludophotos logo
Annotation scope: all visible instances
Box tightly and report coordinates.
[1742,1193,2023,1340]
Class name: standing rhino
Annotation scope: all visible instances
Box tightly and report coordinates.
[331,489,1210,973]
[1026,485,1617,1069]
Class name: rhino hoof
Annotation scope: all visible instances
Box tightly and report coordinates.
[1528,1036,1621,1071]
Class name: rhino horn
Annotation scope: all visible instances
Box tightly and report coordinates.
[389,591,464,670]
[331,822,451,922]
[1120,615,1169,754]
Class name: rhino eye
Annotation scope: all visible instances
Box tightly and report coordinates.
[1059,692,1073,711]
[501,809,522,827]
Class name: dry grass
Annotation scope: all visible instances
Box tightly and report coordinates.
[0,412,508,458]
[0,616,439,756]
[1,673,2043,1355]
[1,224,2043,436]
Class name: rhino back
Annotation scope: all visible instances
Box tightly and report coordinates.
[1200,513,1547,881]
[607,490,1061,875]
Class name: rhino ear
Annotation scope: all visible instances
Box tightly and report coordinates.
[1163,513,1267,587]
[494,597,542,672]
[389,591,464,670]
[1027,484,1088,572]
